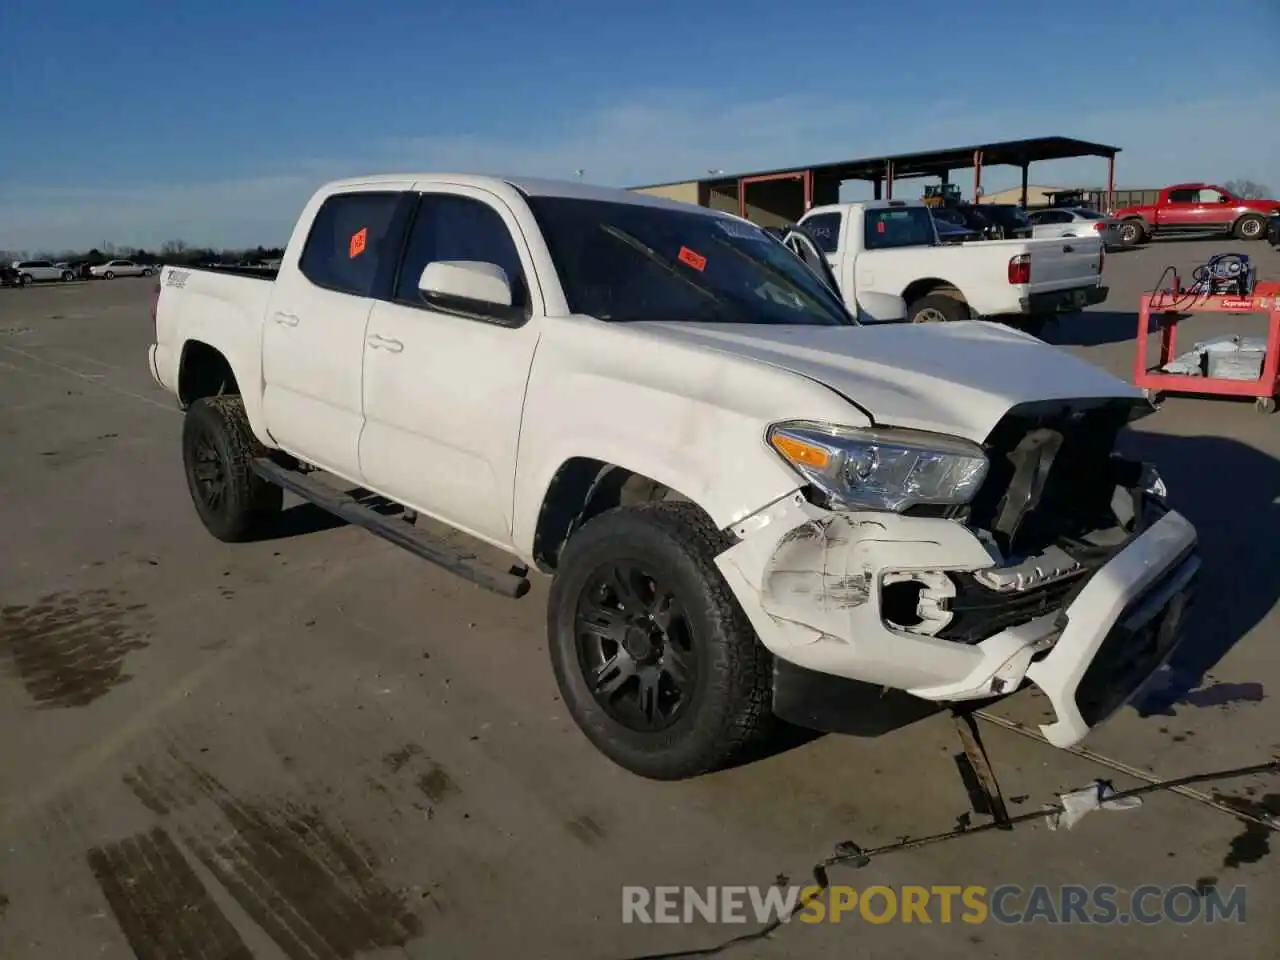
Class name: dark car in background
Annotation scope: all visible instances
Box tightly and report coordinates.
[0,263,20,287]
[930,203,1032,240]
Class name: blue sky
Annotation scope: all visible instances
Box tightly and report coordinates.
[2,0,1277,251]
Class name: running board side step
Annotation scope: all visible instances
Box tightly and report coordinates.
[250,458,531,599]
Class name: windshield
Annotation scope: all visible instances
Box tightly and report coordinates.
[525,196,853,326]
[864,206,939,250]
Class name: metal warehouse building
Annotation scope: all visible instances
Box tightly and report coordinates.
[629,136,1121,224]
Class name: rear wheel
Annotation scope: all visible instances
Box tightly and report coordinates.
[181,396,282,542]
[1118,220,1146,247]
[548,502,774,780]
[1234,215,1265,241]
[907,293,969,323]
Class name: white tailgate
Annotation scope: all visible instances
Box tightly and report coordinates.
[1028,238,1102,291]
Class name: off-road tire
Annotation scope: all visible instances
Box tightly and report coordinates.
[1234,215,1265,241]
[547,501,775,780]
[907,293,969,323]
[1118,220,1146,247]
[181,396,282,542]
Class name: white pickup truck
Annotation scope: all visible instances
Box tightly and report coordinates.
[149,174,1198,781]
[789,200,1109,328]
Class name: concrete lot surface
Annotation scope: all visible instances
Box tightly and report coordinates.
[1,243,1278,959]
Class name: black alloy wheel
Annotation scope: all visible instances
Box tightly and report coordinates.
[575,561,699,732]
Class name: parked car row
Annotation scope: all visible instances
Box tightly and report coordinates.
[3,258,157,286]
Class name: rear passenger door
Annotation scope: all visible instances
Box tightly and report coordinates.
[261,183,413,481]
[359,184,543,547]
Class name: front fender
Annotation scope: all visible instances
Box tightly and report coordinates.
[510,316,862,555]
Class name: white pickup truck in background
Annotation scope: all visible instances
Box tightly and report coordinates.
[790,200,1108,329]
[148,174,1197,781]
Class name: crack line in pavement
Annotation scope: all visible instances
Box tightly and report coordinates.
[619,757,1280,960]
[0,343,178,413]
[975,710,1280,833]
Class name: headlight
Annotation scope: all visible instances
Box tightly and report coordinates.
[766,420,989,512]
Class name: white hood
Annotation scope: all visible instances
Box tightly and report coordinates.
[632,320,1143,442]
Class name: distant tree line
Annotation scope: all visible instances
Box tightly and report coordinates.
[0,240,285,267]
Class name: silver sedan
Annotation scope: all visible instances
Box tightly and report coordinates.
[1027,207,1123,249]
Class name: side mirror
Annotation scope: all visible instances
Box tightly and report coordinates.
[1219,195,1232,204]
[419,260,513,310]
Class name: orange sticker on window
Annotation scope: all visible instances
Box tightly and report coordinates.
[876,221,886,233]
[678,246,707,271]
[349,227,368,259]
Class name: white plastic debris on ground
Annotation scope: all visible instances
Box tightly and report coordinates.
[1045,781,1144,831]
[1160,333,1267,380]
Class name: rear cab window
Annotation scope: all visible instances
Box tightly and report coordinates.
[864,207,938,250]
[299,191,406,297]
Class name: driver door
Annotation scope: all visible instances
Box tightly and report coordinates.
[782,228,841,295]
[783,228,904,323]
[358,184,543,547]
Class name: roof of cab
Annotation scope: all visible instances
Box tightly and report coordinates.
[317,172,727,215]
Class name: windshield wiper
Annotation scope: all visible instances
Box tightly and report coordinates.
[599,225,733,315]
[706,234,853,326]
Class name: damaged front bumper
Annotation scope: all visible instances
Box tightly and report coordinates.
[716,492,1199,748]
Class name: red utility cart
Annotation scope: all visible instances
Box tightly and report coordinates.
[1133,280,1280,413]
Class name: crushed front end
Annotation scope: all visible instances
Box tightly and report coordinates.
[716,399,1200,748]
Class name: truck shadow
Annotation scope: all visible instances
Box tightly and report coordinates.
[244,488,404,542]
[737,429,1277,765]
[1120,430,1278,715]
[1041,310,1138,347]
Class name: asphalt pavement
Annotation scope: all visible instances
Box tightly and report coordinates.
[0,242,1277,959]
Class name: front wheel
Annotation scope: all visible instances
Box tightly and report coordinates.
[104,271,115,279]
[61,271,73,282]
[19,274,32,287]
[547,501,775,780]
[181,396,282,542]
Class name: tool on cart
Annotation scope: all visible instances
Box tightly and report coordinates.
[1182,252,1257,298]
[1133,259,1280,413]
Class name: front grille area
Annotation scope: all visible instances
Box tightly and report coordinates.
[937,572,1083,644]
[966,400,1143,557]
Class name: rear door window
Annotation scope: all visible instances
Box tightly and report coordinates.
[299,192,405,297]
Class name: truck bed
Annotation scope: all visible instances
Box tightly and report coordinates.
[181,264,280,281]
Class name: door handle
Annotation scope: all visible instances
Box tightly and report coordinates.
[272,312,299,327]
[366,334,404,353]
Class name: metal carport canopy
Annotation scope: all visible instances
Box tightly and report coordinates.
[690,135,1122,215]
